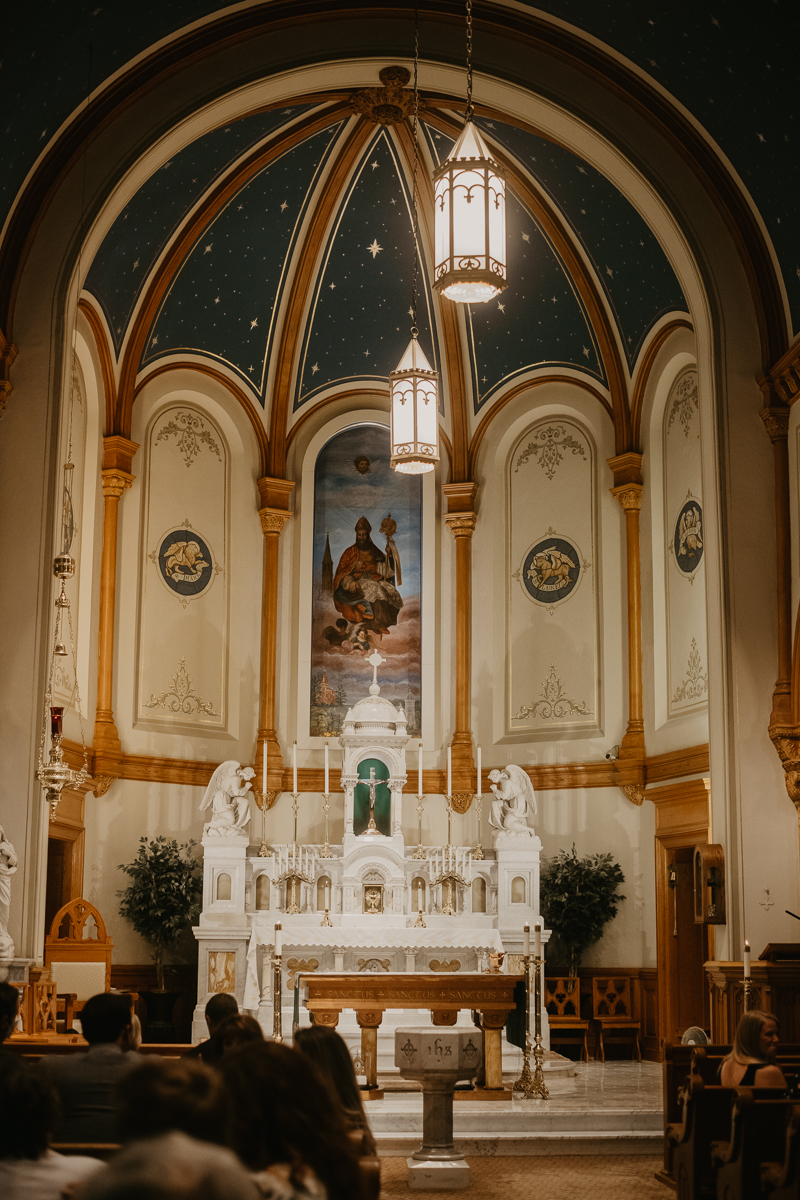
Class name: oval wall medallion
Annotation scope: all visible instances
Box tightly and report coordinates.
[673,500,703,576]
[156,527,216,599]
[519,535,582,606]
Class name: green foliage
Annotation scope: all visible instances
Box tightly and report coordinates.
[118,836,202,989]
[540,845,626,978]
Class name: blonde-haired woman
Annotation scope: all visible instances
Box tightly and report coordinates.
[719,1010,786,1088]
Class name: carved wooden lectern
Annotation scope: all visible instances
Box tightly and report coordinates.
[299,971,523,1090]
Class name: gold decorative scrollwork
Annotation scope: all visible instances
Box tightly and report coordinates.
[450,791,473,814]
[667,371,698,438]
[144,657,219,717]
[444,513,476,539]
[92,775,114,798]
[285,957,319,990]
[259,508,292,536]
[620,783,645,806]
[156,411,221,468]
[672,638,708,705]
[513,664,593,721]
[514,424,586,479]
[611,484,643,512]
[350,66,415,125]
[429,959,461,973]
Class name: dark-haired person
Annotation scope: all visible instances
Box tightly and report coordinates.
[48,991,139,1143]
[116,1058,228,1145]
[294,1026,376,1156]
[0,981,20,1052]
[208,1013,263,1060]
[184,992,239,1066]
[223,1041,365,1200]
[0,1056,106,1199]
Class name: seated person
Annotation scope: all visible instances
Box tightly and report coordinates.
[116,1058,227,1145]
[294,1026,376,1157]
[208,1013,263,1060]
[0,982,20,1062]
[719,1009,787,1088]
[0,1056,106,1200]
[48,991,139,1143]
[222,1041,365,1200]
[184,992,238,1066]
[80,1131,260,1200]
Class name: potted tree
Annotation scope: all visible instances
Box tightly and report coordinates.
[118,836,203,1042]
[540,845,626,1020]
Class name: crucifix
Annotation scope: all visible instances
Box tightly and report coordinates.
[364,767,380,836]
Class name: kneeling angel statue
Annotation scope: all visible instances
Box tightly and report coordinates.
[488,764,537,838]
[200,761,254,836]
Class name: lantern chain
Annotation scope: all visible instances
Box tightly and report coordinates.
[465,0,474,121]
[410,0,420,337]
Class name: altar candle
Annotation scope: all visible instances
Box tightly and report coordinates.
[477,746,481,797]
[292,742,297,793]
[325,882,330,910]
[274,921,282,957]
[744,940,751,978]
[262,746,267,798]
[324,742,329,793]
[417,880,423,910]
[523,923,530,957]
[534,921,542,959]
[418,743,423,795]
[447,746,452,796]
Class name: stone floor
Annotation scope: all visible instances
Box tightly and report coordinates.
[370,1061,663,1157]
[379,1154,667,1198]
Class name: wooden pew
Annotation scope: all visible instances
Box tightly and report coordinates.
[691,1046,800,1085]
[711,1090,798,1200]
[762,1105,800,1198]
[667,1076,736,1199]
[51,1144,120,1161]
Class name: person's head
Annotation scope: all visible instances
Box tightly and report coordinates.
[209,1013,263,1058]
[355,516,371,547]
[116,1058,227,1145]
[0,981,20,1042]
[80,992,133,1046]
[0,1058,60,1160]
[222,1041,364,1200]
[294,1025,365,1123]
[732,1009,780,1064]
[79,1132,260,1200]
[204,992,238,1037]
[336,619,347,631]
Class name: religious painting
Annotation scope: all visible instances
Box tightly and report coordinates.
[673,498,703,576]
[310,424,421,736]
[154,524,217,601]
[518,533,583,607]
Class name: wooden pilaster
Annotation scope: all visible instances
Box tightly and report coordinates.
[608,452,645,805]
[256,476,295,800]
[442,481,478,807]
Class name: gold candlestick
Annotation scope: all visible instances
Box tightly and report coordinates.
[319,793,333,858]
[472,792,484,860]
[413,792,426,859]
[513,931,549,1099]
[742,977,753,1012]
[320,908,333,927]
[272,924,283,1044]
[257,788,275,857]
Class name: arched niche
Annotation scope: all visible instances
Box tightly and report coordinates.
[255,874,270,911]
[216,873,232,901]
[472,876,487,913]
[511,876,527,904]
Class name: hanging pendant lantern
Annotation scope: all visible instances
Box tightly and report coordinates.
[390,336,439,474]
[433,120,507,304]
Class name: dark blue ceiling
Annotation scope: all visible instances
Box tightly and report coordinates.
[472,115,688,369]
[140,124,344,398]
[86,106,315,353]
[3,2,797,340]
[294,127,438,411]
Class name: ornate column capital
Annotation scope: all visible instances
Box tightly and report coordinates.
[611,484,643,512]
[769,727,800,807]
[760,407,790,443]
[259,507,292,536]
[444,512,477,539]
[101,468,135,500]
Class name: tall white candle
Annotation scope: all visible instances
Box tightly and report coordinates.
[274,921,282,957]
[447,746,452,796]
[325,882,330,910]
[262,746,266,797]
[476,745,481,797]
[744,940,751,978]
[418,743,423,795]
[523,923,530,956]
[417,880,423,911]
[324,742,329,793]
[292,742,297,793]
[534,921,542,959]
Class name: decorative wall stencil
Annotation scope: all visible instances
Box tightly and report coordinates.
[508,418,599,736]
[514,532,584,608]
[512,663,594,721]
[151,523,220,603]
[156,411,221,468]
[143,657,220,717]
[137,404,228,729]
[429,960,461,973]
[663,368,708,722]
[285,958,319,990]
[515,425,587,480]
[673,496,704,578]
[667,371,699,438]
[309,424,421,736]
[671,639,708,705]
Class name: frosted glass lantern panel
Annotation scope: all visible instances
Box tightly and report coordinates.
[255,875,270,910]
[510,876,526,904]
[216,873,232,901]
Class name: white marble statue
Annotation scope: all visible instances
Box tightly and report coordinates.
[0,826,18,959]
[488,765,537,838]
[200,762,253,836]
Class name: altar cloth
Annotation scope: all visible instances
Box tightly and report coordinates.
[243,923,505,1010]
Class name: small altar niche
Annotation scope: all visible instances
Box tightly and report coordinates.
[354,758,391,835]
[363,872,384,914]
